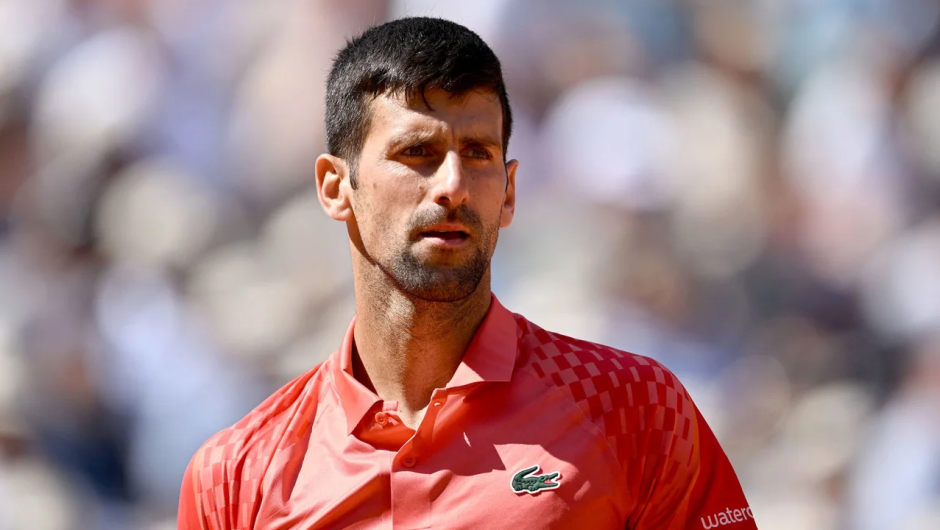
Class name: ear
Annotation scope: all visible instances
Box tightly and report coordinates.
[315,154,353,222]
[500,159,518,229]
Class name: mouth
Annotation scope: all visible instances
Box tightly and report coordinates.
[418,227,470,247]
[420,230,469,240]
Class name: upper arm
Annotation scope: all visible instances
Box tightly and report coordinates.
[631,386,756,529]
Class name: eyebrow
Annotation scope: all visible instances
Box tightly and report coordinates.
[386,131,503,152]
[459,135,502,152]
[387,130,439,150]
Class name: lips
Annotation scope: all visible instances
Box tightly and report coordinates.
[417,224,471,246]
[420,230,469,240]
[419,231,470,247]
[418,224,470,240]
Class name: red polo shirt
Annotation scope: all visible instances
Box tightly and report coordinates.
[178,296,756,529]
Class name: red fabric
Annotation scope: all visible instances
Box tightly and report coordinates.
[178,295,756,529]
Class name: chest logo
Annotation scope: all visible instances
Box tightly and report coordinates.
[511,465,562,494]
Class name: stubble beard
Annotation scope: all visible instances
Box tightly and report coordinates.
[354,184,501,303]
[381,206,499,303]
[387,233,495,303]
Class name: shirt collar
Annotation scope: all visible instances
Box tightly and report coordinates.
[330,294,519,435]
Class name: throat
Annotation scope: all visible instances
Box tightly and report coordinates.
[396,408,429,431]
[350,290,492,418]
[351,339,457,417]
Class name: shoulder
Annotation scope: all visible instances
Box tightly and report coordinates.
[514,315,696,469]
[193,363,329,467]
[182,362,330,527]
[515,314,691,408]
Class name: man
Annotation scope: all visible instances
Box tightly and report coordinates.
[178,17,757,530]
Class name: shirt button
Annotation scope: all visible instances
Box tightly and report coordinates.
[432,401,443,407]
[375,412,387,425]
[402,456,416,468]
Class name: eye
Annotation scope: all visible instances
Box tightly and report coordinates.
[401,145,430,157]
[464,147,492,160]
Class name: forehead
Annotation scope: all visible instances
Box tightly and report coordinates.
[365,88,503,143]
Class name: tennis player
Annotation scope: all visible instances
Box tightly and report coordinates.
[178,17,756,530]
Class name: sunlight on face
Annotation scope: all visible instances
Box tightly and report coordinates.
[350,88,516,302]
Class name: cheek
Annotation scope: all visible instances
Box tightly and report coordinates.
[358,185,416,240]
[477,181,508,221]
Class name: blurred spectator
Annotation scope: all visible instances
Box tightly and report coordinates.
[847,333,940,530]
[0,1,938,528]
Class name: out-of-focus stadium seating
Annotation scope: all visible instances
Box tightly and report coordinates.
[1,1,939,528]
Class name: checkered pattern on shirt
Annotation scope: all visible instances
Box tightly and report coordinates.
[189,369,319,530]
[185,316,704,528]
[514,316,697,488]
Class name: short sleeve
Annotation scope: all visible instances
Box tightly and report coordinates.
[177,454,205,530]
[632,392,757,529]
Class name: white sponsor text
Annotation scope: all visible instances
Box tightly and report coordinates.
[701,506,754,528]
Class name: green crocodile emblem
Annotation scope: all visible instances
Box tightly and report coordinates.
[511,465,562,494]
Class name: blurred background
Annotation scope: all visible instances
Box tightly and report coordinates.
[1,0,939,528]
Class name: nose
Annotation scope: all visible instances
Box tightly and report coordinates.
[431,151,469,207]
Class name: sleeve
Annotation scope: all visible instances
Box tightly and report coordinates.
[632,393,757,530]
[177,454,206,530]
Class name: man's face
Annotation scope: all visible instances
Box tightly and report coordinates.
[348,88,516,302]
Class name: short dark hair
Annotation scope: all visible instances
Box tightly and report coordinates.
[325,17,513,188]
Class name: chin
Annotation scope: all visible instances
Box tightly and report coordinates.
[405,286,477,303]
[382,245,492,302]
[389,261,488,303]
[399,274,484,303]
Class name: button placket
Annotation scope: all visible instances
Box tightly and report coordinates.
[428,390,447,416]
[391,446,431,528]
[417,393,451,444]
[375,411,388,426]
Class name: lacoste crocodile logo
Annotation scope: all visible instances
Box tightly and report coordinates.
[510,465,562,494]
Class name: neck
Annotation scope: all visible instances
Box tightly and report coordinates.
[351,259,492,428]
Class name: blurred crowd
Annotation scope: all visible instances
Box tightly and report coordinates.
[1,0,939,529]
